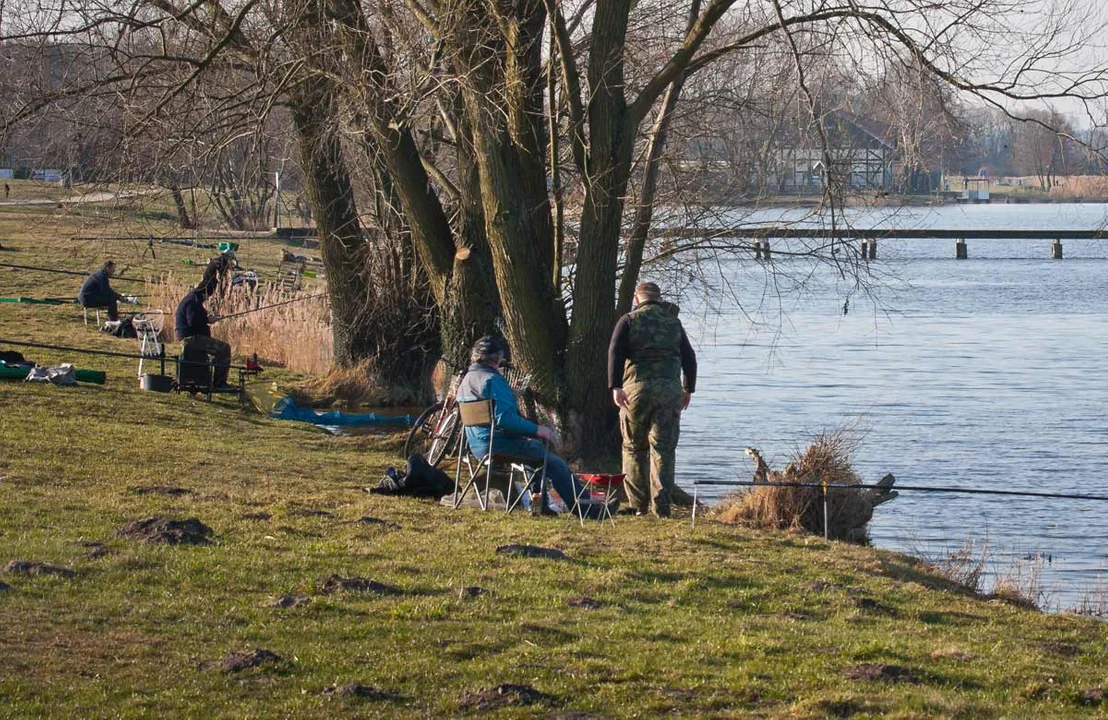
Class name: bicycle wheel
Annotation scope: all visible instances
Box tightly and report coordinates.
[426,408,460,467]
[404,402,460,467]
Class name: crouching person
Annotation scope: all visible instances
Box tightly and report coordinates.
[457,335,592,513]
[78,260,129,321]
[174,282,232,389]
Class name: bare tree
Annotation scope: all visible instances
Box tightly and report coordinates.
[4,0,1108,454]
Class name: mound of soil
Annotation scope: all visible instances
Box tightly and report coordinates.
[77,542,111,559]
[117,517,213,545]
[566,596,602,609]
[221,649,284,673]
[458,683,552,711]
[289,508,334,518]
[854,597,895,615]
[1079,688,1107,706]
[458,586,486,599]
[0,581,9,592]
[271,594,311,608]
[320,575,399,595]
[3,561,75,578]
[354,516,401,529]
[322,683,402,700]
[844,664,919,684]
[129,486,191,497]
[1035,641,1080,657]
[495,544,570,561]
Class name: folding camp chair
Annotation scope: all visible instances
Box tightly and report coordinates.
[453,398,549,513]
[573,473,625,526]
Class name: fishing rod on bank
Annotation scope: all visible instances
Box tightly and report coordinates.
[210,292,329,322]
[0,261,148,283]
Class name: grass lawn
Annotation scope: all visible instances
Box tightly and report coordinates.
[2,206,1108,718]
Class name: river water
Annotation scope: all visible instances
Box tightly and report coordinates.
[672,203,1108,612]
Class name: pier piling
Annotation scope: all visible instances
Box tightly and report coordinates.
[1052,239,1063,259]
[868,239,877,260]
[955,238,968,259]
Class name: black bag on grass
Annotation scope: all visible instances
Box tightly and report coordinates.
[370,454,453,498]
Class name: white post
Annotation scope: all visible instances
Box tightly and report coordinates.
[273,171,281,230]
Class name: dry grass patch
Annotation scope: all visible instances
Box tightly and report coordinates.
[292,357,418,407]
[714,432,880,542]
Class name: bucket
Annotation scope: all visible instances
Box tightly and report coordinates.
[140,373,173,393]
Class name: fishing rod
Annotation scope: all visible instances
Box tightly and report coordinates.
[0,295,153,304]
[212,292,328,321]
[0,337,254,370]
[0,261,147,283]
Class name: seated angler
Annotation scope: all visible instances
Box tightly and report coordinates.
[78,260,132,321]
[456,335,597,514]
[174,277,232,389]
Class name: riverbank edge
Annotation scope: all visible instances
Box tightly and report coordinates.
[2,198,1108,717]
[2,340,1108,716]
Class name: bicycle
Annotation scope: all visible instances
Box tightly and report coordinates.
[403,369,465,467]
[404,364,533,468]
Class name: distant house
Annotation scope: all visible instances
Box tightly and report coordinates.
[772,110,897,193]
[672,107,944,197]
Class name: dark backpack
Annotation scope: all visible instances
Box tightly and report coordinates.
[370,454,453,498]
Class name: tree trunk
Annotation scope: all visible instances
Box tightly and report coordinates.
[562,0,635,461]
[451,0,567,400]
[169,183,194,229]
[290,81,373,368]
[439,107,503,374]
[325,0,503,374]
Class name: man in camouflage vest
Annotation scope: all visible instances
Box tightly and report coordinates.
[608,282,697,517]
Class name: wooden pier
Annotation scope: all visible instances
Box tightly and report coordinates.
[655,226,1108,260]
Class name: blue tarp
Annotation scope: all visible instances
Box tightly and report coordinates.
[270,396,412,427]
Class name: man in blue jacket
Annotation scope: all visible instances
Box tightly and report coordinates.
[456,335,591,512]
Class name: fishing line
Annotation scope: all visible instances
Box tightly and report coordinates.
[0,337,253,370]
[692,479,1108,503]
[0,261,147,283]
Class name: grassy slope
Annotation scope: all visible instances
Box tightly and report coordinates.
[2,203,1108,718]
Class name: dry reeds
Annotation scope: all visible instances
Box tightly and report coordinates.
[291,357,423,408]
[1046,175,1108,200]
[145,273,332,375]
[714,431,876,542]
[919,538,1047,609]
[926,539,989,593]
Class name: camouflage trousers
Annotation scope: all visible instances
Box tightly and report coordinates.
[620,380,683,516]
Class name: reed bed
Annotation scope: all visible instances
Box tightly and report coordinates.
[1046,175,1108,199]
[145,273,332,375]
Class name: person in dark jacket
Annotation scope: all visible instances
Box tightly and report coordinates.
[456,335,593,513]
[174,282,231,388]
[608,281,697,517]
[78,260,128,321]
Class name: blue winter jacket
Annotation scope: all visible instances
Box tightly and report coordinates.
[456,363,538,457]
